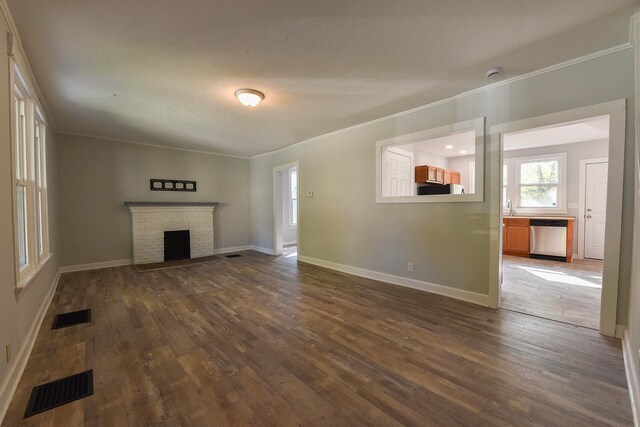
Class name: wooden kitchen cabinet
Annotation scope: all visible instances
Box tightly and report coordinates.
[415,164,461,186]
[452,172,461,185]
[503,217,530,257]
[415,165,427,183]
[443,170,452,185]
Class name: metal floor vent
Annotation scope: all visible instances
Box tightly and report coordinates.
[225,254,243,258]
[24,370,93,418]
[52,309,91,330]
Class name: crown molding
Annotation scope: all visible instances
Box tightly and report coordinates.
[0,0,56,128]
[56,131,250,159]
[251,42,632,160]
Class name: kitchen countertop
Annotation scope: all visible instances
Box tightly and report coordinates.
[504,215,575,221]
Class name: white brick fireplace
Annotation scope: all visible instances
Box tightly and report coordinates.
[125,202,218,264]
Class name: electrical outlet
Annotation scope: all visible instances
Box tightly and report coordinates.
[5,343,10,363]
[407,263,414,272]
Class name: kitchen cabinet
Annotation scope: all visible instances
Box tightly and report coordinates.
[502,216,575,262]
[452,172,461,185]
[415,165,427,183]
[415,165,460,185]
[503,217,530,257]
[443,170,452,185]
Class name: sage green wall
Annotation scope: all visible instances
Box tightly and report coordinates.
[251,48,636,325]
[0,11,60,411]
[57,134,251,266]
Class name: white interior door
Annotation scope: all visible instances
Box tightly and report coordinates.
[382,148,413,197]
[584,162,608,260]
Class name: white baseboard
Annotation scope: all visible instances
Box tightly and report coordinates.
[616,324,627,339]
[59,259,132,273]
[283,241,297,246]
[251,245,277,255]
[622,327,640,426]
[214,245,252,255]
[298,255,489,307]
[0,269,60,423]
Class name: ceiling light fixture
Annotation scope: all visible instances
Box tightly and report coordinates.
[235,88,264,107]
[445,145,453,149]
[460,150,468,154]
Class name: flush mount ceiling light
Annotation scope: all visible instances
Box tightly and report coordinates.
[235,89,264,107]
[445,145,453,149]
[460,150,468,154]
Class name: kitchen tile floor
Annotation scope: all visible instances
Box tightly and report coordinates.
[501,255,603,329]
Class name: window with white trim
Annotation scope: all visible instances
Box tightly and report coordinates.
[11,62,50,285]
[503,153,567,214]
[289,168,298,226]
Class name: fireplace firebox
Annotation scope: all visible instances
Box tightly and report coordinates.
[164,230,191,261]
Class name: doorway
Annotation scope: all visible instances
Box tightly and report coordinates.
[272,162,299,259]
[491,101,627,334]
[500,116,609,329]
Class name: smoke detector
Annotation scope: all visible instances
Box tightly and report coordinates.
[486,67,503,79]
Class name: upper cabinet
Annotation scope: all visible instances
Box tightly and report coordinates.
[415,165,460,185]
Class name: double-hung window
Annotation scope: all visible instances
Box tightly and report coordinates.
[503,153,566,215]
[11,62,50,286]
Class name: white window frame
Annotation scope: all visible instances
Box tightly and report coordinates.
[503,152,567,215]
[10,61,51,288]
[288,168,298,227]
[375,117,485,204]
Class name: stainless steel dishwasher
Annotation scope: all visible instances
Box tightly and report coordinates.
[530,219,568,261]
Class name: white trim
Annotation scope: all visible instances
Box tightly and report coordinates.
[251,44,632,160]
[0,0,55,128]
[298,255,489,307]
[616,324,627,339]
[59,259,132,273]
[273,161,300,256]
[375,117,485,203]
[490,100,627,337]
[282,241,297,246]
[214,245,253,255]
[577,157,609,260]
[251,245,277,255]
[56,131,249,159]
[505,152,568,215]
[0,269,60,423]
[622,328,640,427]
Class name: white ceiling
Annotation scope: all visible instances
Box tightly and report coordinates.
[401,129,476,158]
[6,1,638,157]
[504,116,609,151]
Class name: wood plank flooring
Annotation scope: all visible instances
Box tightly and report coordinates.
[2,250,631,426]
[502,256,603,329]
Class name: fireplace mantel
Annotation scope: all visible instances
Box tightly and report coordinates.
[125,202,217,264]
[124,201,219,207]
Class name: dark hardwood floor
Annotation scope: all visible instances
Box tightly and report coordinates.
[502,256,603,329]
[2,250,632,426]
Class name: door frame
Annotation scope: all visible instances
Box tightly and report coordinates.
[489,99,626,337]
[272,161,300,256]
[578,157,608,260]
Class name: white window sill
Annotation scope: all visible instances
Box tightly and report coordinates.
[16,253,53,295]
